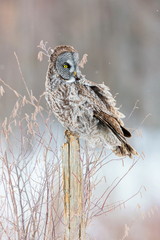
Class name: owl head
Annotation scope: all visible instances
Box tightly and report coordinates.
[50,45,81,83]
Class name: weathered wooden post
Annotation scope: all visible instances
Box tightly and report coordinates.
[62,130,85,240]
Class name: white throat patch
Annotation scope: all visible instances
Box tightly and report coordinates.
[66,77,75,83]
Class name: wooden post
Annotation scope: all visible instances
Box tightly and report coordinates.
[62,131,85,240]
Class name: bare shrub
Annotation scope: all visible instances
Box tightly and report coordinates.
[0,50,142,239]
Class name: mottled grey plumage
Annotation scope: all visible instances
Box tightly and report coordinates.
[45,45,138,158]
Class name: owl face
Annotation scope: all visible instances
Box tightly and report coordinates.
[55,52,80,83]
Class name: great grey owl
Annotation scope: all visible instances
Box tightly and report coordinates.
[45,45,138,158]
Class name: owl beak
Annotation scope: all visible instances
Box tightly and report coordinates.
[73,71,77,77]
[73,71,80,80]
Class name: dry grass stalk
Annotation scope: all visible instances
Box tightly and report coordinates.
[78,54,88,68]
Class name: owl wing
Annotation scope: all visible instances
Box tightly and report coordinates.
[82,79,131,138]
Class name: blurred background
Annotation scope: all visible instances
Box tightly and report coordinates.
[0,0,160,239]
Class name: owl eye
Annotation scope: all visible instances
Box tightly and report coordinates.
[63,63,70,68]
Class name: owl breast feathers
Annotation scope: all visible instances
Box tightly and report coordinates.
[45,45,138,158]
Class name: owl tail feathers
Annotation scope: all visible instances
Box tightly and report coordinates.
[113,143,138,159]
